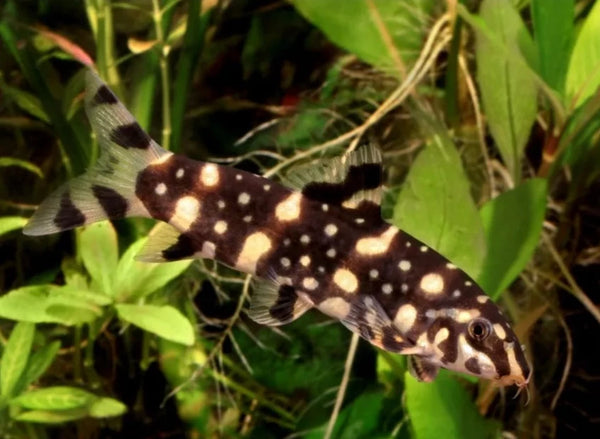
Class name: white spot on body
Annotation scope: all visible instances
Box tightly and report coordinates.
[446,263,457,270]
[326,248,336,258]
[434,327,450,346]
[236,232,272,273]
[155,183,167,195]
[477,295,489,304]
[452,289,461,298]
[263,184,271,191]
[494,323,506,340]
[465,281,473,287]
[324,224,338,237]
[381,283,393,294]
[322,204,329,212]
[238,192,250,205]
[170,196,200,230]
[420,273,445,295]
[318,297,351,319]
[280,257,291,268]
[283,238,291,246]
[401,284,409,293]
[369,269,379,279]
[355,218,365,224]
[243,215,252,223]
[200,241,216,258]
[217,200,225,209]
[406,242,412,248]
[176,168,185,179]
[355,227,398,256]
[300,255,311,267]
[420,246,429,253]
[275,192,302,221]
[235,174,243,181]
[394,304,417,334]
[333,269,358,293]
[398,260,411,272]
[303,277,319,290]
[318,266,325,273]
[300,234,310,244]
[214,220,228,234]
[200,164,219,186]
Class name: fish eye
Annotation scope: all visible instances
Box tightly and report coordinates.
[468,318,491,341]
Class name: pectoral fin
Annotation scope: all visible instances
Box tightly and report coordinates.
[408,356,440,382]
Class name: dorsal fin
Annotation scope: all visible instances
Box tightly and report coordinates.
[285,144,383,208]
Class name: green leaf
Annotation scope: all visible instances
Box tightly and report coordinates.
[79,221,119,296]
[16,341,61,394]
[0,285,102,325]
[392,136,486,279]
[0,216,28,237]
[475,0,538,181]
[88,397,127,418]
[531,0,574,95]
[14,408,89,423]
[1,322,35,398]
[566,0,600,108]
[0,158,43,178]
[11,386,95,410]
[0,83,50,123]
[292,0,436,73]
[115,304,194,346]
[305,392,385,439]
[405,371,499,439]
[478,178,547,299]
[113,237,192,301]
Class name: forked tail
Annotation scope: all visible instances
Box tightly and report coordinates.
[24,70,169,236]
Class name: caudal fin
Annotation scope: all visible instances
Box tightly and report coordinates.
[24,70,169,236]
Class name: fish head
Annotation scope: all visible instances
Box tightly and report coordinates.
[403,273,530,388]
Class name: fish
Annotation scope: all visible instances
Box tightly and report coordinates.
[24,69,530,389]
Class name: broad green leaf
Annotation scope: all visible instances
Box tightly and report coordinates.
[476,0,537,182]
[16,341,61,394]
[11,386,95,410]
[392,137,486,279]
[0,285,102,325]
[14,408,89,423]
[79,221,118,296]
[113,236,192,301]
[115,304,194,346]
[478,178,547,299]
[1,322,35,398]
[0,216,28,237]
[292,0,436,74]
[305,392,385,439]
[88,397,127,418]
[0,158,43,178]
[0,286,63,323]
[566,0,600,107]
[531,0,574,95]
[405,371,498,439]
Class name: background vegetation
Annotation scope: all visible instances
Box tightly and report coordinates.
[1,0,600,437]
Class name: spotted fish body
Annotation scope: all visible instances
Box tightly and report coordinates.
[24,70,530,388]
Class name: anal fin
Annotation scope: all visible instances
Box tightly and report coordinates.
[248,279,312,326]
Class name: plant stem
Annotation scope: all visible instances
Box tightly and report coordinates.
[152,0,172,150]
